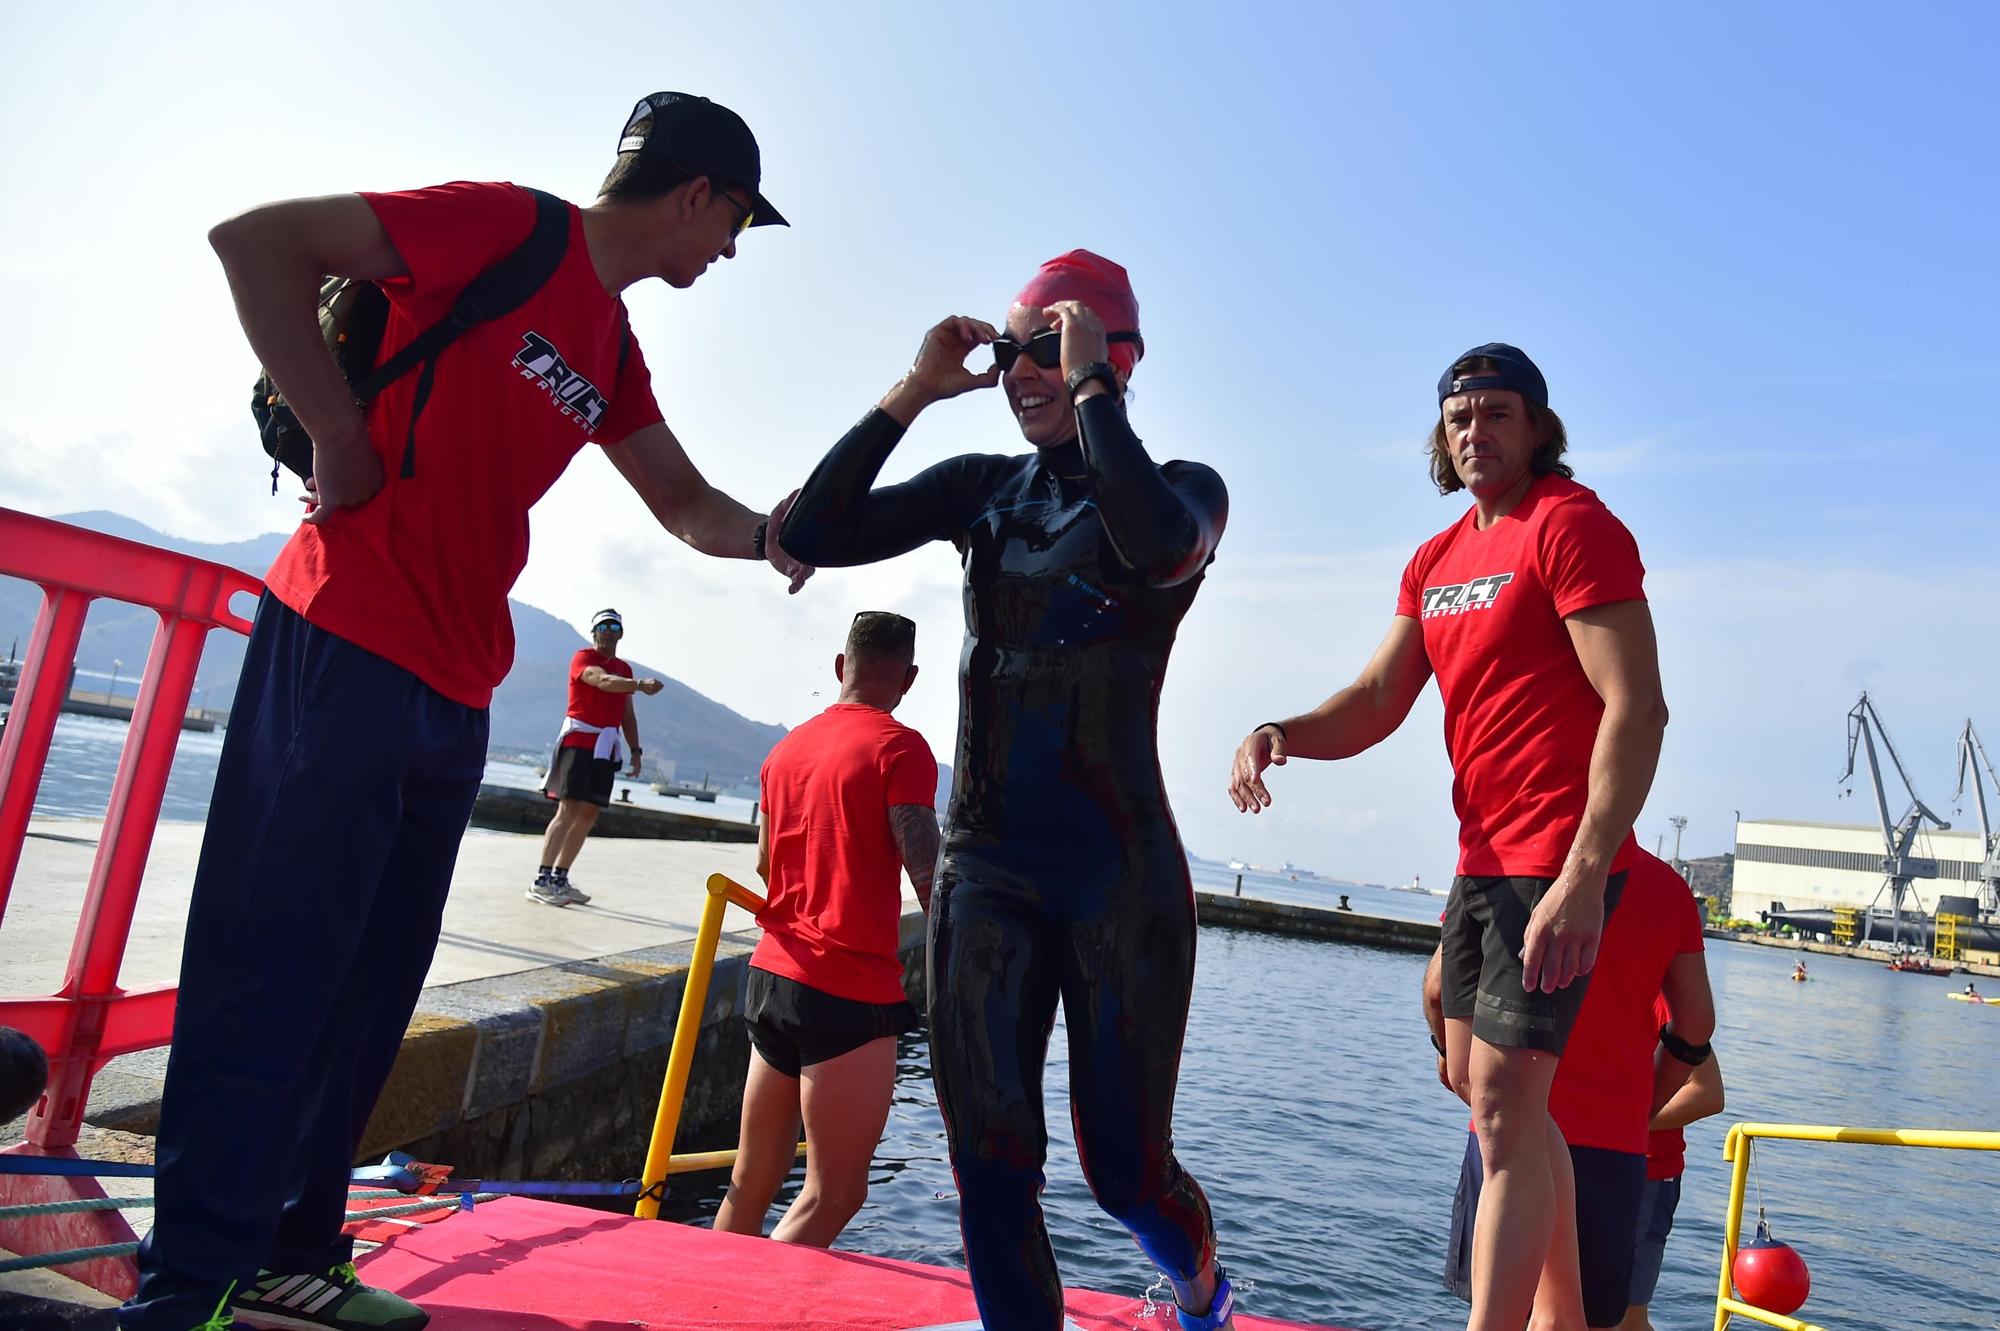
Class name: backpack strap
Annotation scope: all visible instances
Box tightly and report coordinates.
[356,187,572,478]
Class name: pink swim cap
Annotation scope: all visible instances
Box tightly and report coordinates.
[1014,249,1144,376]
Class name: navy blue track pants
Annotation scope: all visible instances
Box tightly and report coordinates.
[121,596,486,1330]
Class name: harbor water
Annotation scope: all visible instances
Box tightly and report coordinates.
[20,716,2000,1329]
[659,927,1999,1331]
[17,716,762,826]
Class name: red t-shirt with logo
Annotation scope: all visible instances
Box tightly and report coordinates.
[1647,994,1691,1179]
[753,704,938,1005]
[1546,851,1705,1154]
[1396,475,1647,877]
[560,649,632,751]
[263,182,666,709]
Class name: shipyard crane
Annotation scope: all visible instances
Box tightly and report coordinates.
[1838,692,1949,948]
[1953,720,2000,914]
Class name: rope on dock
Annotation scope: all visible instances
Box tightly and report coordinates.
[0,1189,442,1221]
[0,1194,500,1273]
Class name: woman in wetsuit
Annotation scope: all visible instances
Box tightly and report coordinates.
[780,252,1233,1331]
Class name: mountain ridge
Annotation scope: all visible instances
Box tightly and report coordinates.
[2,511,793,790]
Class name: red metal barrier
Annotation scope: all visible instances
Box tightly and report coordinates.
[0,507,260,1295]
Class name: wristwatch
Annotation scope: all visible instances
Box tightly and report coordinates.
[751,520,768,560]
[1065,361,1119,403]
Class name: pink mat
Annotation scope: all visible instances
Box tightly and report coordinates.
[354,1196,1352,1330]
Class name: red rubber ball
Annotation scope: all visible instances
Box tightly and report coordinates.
[1734,1232,1811,1315]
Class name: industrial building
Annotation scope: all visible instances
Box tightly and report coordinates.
[1732,818,1993,916]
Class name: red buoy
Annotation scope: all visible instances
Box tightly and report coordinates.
[1733,1218,1812,1315]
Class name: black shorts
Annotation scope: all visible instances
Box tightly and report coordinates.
[1439,871,1626,1054]
[545,746,616,807]
[1446,1129,1645,1329]
[744,967,916,1079]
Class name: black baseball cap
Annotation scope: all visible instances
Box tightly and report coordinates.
[1437,342,1548,408]
[618,92,787,228]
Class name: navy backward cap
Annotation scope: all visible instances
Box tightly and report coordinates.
[1437,342,1548,408]
[618,92,787,228]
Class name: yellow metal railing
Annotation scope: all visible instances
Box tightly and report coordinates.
[1831,906,1859,945]
[634,872,805,1220]
[1713,1122,2000,1331]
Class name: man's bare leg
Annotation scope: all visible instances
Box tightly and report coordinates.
[538,802,574,869]
[770,1035,897,1247]
[1467,1038,1564,1331]
[553,800,600,870]
[713,1052,803,1236]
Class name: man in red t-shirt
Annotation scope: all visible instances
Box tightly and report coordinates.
[532,607,664,906]
[713,612,941,1249]
[129,95,815,1331]
[1229,344,1669,1331]
[1427,851,1716,1328]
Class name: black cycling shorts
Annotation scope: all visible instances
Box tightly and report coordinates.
[744,967,915,1079]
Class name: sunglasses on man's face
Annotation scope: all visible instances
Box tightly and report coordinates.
[594,624,623,637]
[992,329,1139,372]
[717,191,755,238]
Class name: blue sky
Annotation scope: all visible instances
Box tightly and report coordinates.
[2,3,1993,884]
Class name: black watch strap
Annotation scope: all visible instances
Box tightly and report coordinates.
[752,520,768,560]
[1065,361,1119,402]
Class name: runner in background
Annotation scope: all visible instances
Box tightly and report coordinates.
[534,607,664,906]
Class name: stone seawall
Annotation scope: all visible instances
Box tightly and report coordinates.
[361,912,930,1182]
[1704,927,2000,977]
[32,914,927,1187]
[1195,892,1441,953]
[469,783,756,843]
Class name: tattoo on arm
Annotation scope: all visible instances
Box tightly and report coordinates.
[888,804,941,910]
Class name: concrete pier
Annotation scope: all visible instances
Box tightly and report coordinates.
[2,818,908,1167]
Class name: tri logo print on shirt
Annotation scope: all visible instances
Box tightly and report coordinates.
[513,332,610,432]
[1420,572,1515,618]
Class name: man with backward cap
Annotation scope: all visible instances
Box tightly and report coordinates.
[1229,344,1669,1331]
[131,93,810,1331]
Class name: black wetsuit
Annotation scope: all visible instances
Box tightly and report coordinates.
[782,394,1228,1329]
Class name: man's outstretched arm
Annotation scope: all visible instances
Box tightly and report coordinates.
[605,423,812,592]
[1227,615,1432,813]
